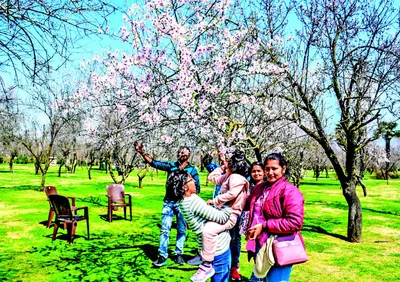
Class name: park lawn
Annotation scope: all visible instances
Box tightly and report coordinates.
[0,163,399,282]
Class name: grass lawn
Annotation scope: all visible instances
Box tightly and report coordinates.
[0,163,399,282]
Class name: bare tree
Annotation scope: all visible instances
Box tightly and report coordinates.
[254,0,400,242]
[0,0,122,83]
[18,77,82,190]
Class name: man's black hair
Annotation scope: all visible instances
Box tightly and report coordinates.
[178,146,191,153]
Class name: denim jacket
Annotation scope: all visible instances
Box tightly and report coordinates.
[150,159,200,198]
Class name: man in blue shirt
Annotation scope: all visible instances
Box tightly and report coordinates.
[134,141,200,267]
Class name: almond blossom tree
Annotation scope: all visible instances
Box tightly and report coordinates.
[0,0,123,83]
[77,0,285,157]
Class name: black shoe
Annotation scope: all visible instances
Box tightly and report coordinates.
[153,256,168,267]
[174,254,185,265]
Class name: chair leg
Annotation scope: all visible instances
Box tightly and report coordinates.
[69,222,77,244]
[108,205,112,222]
[129,204,132,221]
[124,206,127,219]
[52,223,59,241]
[47,209,54,228]
[66,223,72,243]
[86,219,90,240]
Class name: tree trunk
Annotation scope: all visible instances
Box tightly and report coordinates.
[71,153,77,173]
[34,161,40,175]
[315,165,320,181]
[385,136,391,185]
[294,176,301,188]
[87,164,93,180]
[9,157,14,171]
[40,172,46,191]
[325,167,329,178]
[138,164,149,188]
[359,150,366,180]
[200,153,205,172]
[342,178,362,242]
[58,162,64,177]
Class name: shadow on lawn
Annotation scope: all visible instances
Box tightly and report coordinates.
[2,184,40,191]
[301,181,340,187]
[27,231,164,280]
[307,200,348,210]
[99,213,133,222]
[309,200,399,216]
[302,223,347,241]
[362,207,399,216]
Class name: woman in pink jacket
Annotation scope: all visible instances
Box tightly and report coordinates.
[246,153,305,282]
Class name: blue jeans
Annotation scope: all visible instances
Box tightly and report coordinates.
[211,248,231,282]
[229,219,241,268]
[158,201,187,258]
[249,265,292,282]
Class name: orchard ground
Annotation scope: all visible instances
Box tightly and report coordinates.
[0,163,399,282]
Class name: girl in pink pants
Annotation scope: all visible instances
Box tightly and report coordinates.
[191,150,250,282]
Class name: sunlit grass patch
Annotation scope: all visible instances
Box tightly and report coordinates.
[0,164,399,281]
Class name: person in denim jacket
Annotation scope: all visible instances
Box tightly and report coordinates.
[134,141,200,267]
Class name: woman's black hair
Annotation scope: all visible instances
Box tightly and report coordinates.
[166,170,189,202]
[228,150,251,178]
[263,152,291,178]
[249,161,264,185]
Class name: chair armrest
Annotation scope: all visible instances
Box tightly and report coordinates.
[66,196,76,208]
[75,206,89,218]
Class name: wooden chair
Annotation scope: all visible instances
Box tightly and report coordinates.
[48,194,89,243]
[106,184,132,222]
[44,186,76,228]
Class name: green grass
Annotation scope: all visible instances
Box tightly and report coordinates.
[0,163,399,281]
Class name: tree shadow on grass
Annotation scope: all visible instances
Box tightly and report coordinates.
[309,200,400,216]
[302,223,347,241]
[43,233,88,242]
[25,232,161,280]
[80,195,105,206]
[2,185,40,191]
[99,213,132,222]
[26,213,194,281]
[301,181,340,187]
[362,207,399,216]
[307,200,348,210]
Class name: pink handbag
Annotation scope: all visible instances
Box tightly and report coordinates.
[272,233,309,266]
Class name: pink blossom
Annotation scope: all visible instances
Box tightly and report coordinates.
[161,95,170,108]
[161,135,173,144]
[116,104,127,115]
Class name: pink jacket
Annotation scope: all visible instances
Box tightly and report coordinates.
[208,167,249,218]
[246,177,304,235]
